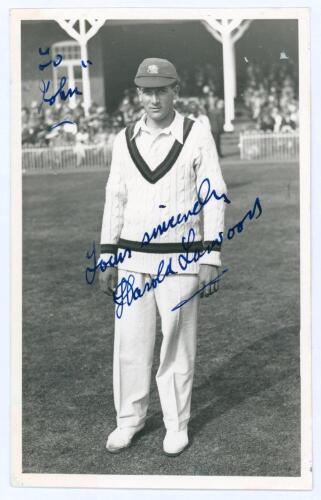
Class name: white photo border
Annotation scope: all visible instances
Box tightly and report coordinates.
[10,6,311,490]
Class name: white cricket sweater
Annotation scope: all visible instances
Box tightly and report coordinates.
[100,111,228,274]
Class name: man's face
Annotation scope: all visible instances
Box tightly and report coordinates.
[137,85,178,122]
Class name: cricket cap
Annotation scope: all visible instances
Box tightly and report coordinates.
[134,58,178,88]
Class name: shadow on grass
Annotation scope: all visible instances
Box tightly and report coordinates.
[188,324,299,441]
[138,324,299,445]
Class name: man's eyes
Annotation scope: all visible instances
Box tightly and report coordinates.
[143,89,167,96]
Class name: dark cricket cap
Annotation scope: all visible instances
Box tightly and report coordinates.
[134,58,178,88]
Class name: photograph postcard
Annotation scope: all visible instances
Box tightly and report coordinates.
[10,6,311,490]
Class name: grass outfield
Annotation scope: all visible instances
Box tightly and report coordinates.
[22,162,300,476]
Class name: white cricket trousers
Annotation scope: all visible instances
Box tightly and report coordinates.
[113,269,200,431]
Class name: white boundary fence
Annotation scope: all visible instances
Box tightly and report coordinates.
[239,131,299,161]
[22,144,112,172]
[22,131,300,171]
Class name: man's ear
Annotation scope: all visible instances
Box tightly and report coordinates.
[173,84,180,98]
[137,87,143,101]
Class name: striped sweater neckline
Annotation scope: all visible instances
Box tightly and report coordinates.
[125,117,194,184]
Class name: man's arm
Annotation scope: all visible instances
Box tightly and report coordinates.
[193,123,228,295]
[99,131,127,295]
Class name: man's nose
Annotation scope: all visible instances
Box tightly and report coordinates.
[151,92,160,104]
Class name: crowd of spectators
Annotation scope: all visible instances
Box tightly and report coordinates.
[21,59,299,153]
[178,63,220,97]
[22,89,224,168]
[21,62,224,148]
[242,59,299,132]
[21,64,224,153]
[22,99,129,148]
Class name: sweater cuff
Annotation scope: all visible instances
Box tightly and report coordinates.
[200,250,221,267]
[99,243,118,267]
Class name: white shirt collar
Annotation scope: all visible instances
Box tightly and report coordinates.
[130,110,184,144]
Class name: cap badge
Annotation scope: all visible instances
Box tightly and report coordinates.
[147,64,159,74]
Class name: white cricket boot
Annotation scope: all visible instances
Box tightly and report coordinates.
[163,428,189,456]
[106,423,145,453]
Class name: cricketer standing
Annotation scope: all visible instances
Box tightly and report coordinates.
[99,58,228,456]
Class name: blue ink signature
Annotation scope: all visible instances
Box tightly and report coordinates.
[178,229,224,270]
[178,196,262,269]
[141,177,231,246]
[39,48,93,71]
[113,258,177,319]
[85,195,263,288]
[48,120,75,130]
[171,268,229,312]
[39,77,82,107]
[85,241,132,285]
[226,197,262,240]
[85,195,262,313]
[38,48,94,130]
[38,47,50,55]
[39,54,63,71]
[81,59,93,68]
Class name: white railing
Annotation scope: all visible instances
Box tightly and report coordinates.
[239,131,299,161]
[22,131,300,171]
[22,143,113,172]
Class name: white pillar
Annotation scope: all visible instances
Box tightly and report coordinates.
[222,32,234,132]
[231,42,237,100]
[67,64,76,109]
[202,19,252,133]
[79,20,91,116]
[57,18,106,117]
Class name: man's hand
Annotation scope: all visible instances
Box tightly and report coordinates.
[99,267,118,296]
[199,264,220,298]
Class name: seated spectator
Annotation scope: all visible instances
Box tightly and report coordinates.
[258,105,275,132]
[187,100,212,131]
[205,92,224,158]
[74,124,89,167]
[242,59,298,132]
[280,111,297,132]
[73,99,85,122]
[271,106,283,132]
